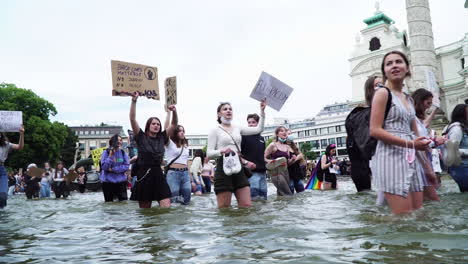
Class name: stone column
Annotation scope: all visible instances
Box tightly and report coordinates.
[405,0,438,92]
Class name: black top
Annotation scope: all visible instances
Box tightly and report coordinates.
[135,129,168,167]
[241,134,266,172]
[8,176,15,187]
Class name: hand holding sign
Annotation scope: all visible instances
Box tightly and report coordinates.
[250,72,293,111]
[111,60,160,99]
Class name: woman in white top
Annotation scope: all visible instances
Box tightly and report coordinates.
[201,156,214,193]
[207,99,266,208]
[164,106,191,205]
[53,161,69,198]
[190,149,204,195]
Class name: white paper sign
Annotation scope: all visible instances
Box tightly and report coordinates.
[0,111,22,132]
[250,71,293,111]
[425,69,440,107]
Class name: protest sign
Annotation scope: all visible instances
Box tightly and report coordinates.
[91,147,106,169]
[111,60,160,99]
[65,170,79,182]
[165,76,177,106]
[250,72,293,111]
[28,167,45,178]
[0,111,22,132]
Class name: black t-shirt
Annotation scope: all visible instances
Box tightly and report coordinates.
[241,134,266,172]
[135,129,168,167]
[8,177,15,187]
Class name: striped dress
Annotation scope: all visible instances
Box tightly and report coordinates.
[370,92,425,197]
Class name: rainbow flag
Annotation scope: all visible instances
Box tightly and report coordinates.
[305,157,322,190]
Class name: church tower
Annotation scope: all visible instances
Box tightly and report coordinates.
[349,3,409,103]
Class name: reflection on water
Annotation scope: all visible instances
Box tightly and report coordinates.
[1,177,467,263]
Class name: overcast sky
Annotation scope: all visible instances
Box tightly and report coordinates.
[1,0,467,135]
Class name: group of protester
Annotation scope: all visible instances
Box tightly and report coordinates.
[346,50,468,214]
[1,51,467,214]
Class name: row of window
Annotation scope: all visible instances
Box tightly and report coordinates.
[297,136,346,150]
[281,125,346,140]
[187,138,208,145]
[75,130,110,136]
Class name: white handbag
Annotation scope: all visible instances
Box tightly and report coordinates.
[223,151,242,176]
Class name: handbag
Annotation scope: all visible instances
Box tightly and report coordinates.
[218,126,253,177]
[164,146,185,177]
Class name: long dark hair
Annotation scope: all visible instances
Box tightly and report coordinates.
[364,76,378,106]
[144,117,162,136]
[109,134,121,149]
[54,161,64,178]
[325,144,336,157]
[450,104,468,129]
[171,125,188,148]
[381,50,411,82]
[411,88,433,120]
[193,149,204,161]
[0,133,8,147]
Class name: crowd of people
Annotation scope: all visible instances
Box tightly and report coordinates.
[1,50,467,215]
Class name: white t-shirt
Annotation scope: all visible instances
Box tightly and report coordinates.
[0,143,12,163]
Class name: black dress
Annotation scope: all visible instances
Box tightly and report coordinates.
[130,129,172,202]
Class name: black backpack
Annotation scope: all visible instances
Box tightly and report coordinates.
[345,87,392,161]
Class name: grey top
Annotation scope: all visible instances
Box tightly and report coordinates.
[0,143,12,163]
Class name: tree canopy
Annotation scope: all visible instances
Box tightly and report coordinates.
[0,83,78,169]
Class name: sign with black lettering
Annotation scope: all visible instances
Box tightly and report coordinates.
[111,60,160,99]
[165,76,177,106]
[250,71,293,111]
[0,111,22,132]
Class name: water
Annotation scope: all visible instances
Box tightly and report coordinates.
[1,177,467,264]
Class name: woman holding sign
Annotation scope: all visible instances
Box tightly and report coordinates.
[207,99,266,208]
[0,126,24,208]
[129,92,177,208]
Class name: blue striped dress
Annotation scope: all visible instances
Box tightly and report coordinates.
[370,92,425,197]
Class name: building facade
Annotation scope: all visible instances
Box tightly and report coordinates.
[349,6,468,126]
[262,102,350,158]
[70,126,129,159]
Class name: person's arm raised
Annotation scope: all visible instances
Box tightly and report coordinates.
[11,126,25,150]
[166,105,178,137]
[129,92,140,134]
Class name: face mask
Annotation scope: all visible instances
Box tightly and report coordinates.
[220,116,232,125]
[278,137,287,143]
[287,135,295,141]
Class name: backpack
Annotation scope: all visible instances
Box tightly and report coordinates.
[345,87,392,161]
[99,149,125,172]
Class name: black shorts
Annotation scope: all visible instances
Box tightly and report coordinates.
[102,181,128,202]
[130,166,171,202]
[214,158,250,195]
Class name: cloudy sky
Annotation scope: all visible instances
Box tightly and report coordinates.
[1,0,467,134]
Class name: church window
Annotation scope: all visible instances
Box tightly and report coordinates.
[369,37,381,51]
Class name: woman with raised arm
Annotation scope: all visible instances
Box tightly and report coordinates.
[370,51,433,215]
[129,92,177,208]
[207,99,266,208]
[0,126,24,208]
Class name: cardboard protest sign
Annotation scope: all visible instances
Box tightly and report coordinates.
[28,167,45,178]
[91,147,106,169]
[65,170,79,182]
[0,111,22,132]
[165,76,177,106]
[111,60,160,99]
[250,72,293,111]
[425,69,440,108]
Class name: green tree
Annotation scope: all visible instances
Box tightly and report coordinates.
[0,83,78,169]
[300,142,317,161]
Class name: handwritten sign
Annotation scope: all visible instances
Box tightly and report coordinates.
[0,111,22,132]
[425,69,440,108]
[28,167,45,178]
[111,60,160,99]
[250,72,293,111]
[165,76,177,106]
[65,170,79,182]
[91,147,106,169]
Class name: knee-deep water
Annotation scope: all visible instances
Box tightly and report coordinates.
[1,177,467,264]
